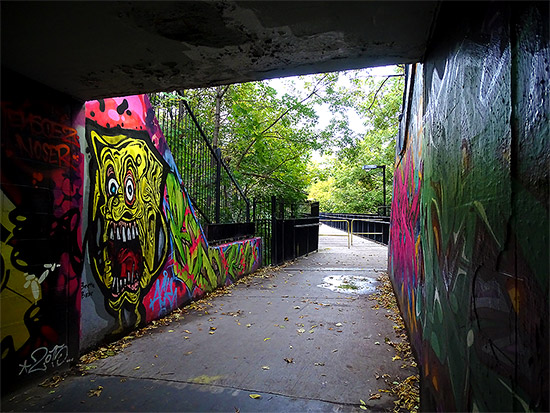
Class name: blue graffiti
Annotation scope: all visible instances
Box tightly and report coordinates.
[149,271,178,317]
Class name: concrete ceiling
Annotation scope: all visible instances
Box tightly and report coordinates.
[1,1,439,101]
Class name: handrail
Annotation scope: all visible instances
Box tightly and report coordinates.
[350,218,384,246]
[319,219,350,249]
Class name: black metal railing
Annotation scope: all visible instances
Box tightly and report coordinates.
[253,197,319,266]
[150,93,250,233]
[150,92,319,261]
[320,212,390,245]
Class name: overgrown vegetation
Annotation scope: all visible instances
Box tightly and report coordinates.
[154,66,404,212]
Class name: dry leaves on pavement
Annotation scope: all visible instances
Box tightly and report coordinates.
[368,272,420,412]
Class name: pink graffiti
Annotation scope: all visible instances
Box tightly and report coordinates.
[86,96,148,130]
[144,269,188,323]
[390,149,422,290]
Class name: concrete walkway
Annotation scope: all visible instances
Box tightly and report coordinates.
[2,225,413,412]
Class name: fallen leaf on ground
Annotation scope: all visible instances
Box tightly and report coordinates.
[249,394,261,399]
[284,357,294,363]
[264,337,271,341]
[88,386,103,397]
[262,366,270,370]
[368,393,381,400]
[39,375,64,387]
[134,366,140,370]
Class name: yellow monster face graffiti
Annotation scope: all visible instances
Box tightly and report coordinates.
[88,127,168,326]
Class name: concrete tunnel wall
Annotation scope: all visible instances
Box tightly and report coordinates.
[388,2,548,411]
[0,74,261,391]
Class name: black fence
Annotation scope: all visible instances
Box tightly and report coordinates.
[150,94,250,229]
[320,212,390,245]
[150,92,319,262]
[254,197,319,266]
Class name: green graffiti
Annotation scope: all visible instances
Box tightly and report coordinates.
[165,172,217,294]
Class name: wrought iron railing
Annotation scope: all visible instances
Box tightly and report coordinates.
[150,93,250,227]
[150,92,319,264]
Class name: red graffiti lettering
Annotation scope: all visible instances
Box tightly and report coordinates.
[5,107,80,147]
[16,134,76,171]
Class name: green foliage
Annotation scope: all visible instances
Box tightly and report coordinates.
[153,66,404,214]
[307,67,404,213]
[178,75,356,204]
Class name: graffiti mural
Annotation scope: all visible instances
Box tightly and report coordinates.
[389,3,548,412]
[84,95,261,337]
[0,85,84,389]
[86,122,170,331]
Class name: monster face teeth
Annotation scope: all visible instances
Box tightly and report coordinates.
[112,273,139,294]
[109,221,139,242]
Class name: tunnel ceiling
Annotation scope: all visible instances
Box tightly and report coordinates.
[1,1,439,101]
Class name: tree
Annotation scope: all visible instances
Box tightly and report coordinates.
[153,66,404,214]
[178,74,355,203]
[307,66,405,213]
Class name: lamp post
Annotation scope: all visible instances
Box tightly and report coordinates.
[362,164,386,214]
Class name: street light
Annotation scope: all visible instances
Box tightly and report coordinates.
[362,164,386,214]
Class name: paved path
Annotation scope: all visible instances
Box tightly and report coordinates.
[2,225,412,412]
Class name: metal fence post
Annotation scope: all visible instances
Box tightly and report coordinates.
[271,196,278,265]
[252,198,256,224]
[214,148,222,223]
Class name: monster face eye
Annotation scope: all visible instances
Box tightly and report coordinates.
[106,166,119,197]
[124,171,135,205]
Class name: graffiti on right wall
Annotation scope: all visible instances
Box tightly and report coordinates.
[389,3,548,411]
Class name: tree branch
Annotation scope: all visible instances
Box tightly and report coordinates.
[235,74,329,169]
[240,171,303,192]
[365,76,391,114]
[267,153,303,175]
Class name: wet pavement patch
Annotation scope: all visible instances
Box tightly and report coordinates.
[318,275,378,294]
